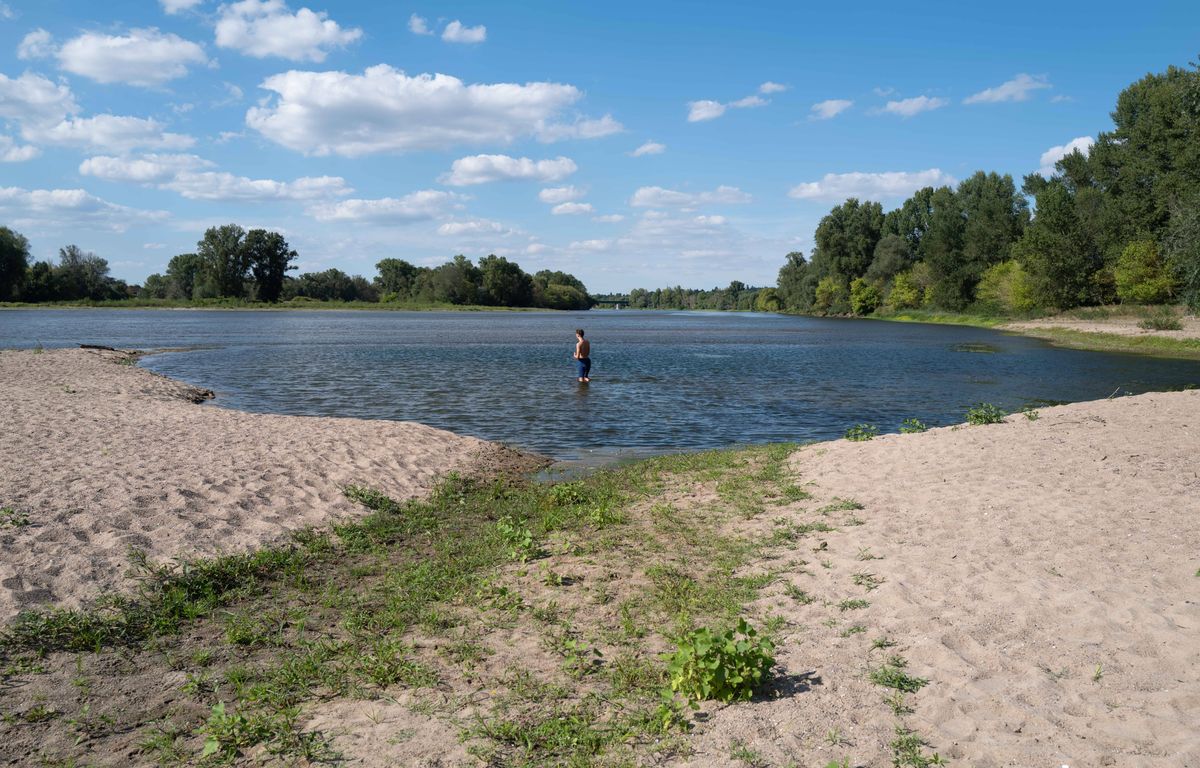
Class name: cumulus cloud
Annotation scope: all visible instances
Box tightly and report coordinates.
[216,0,362,62]
[245,66,585,156]
[0,135,39,162]
[535,114,623,142]
[965,73,1051,105]
[568,239,611,252]
[165,171,349,200]
[811,99,852,120]
[538,185,584,204]
[161,0,205,13]
[551,202,592,215]
[0,71,77,127]
[408,13,432,35]
[686,99,726,122]
[80,153,212,183]
[759,81,788,94]
[57,28,209,87]
[688,90,770,122]
[36,115,194,152]
[441,154,576,186]
[593,214,624,223]
[629,185,751,208]
[437,219,506,236]
[881,95,948,117]
[788,168,956,202]
[630,140,665,156]
[309,190,461,223]
[0,186,167,231]
[17,28,53,60]
[1038,136,1094,177]
[442,20,486,44]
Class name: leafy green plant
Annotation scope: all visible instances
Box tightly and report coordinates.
[869,655,928,693]
[664,619,774,707]
[838,598,869,611]
[1022,406,1040,421]
[844,424,879,442]
[891,725,945,766]
[496,515,538,562]
[1138,308,1183,331]
[899,418,928,434]
[965,402,1006,425]
[0,507,31,529]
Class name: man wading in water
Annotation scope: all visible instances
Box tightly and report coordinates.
[573,329,592,383]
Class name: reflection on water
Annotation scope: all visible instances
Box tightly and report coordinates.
[3,308,1198,460]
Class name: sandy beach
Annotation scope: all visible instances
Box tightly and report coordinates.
[1005,314,1200,340]
[1,347,1197,766]
[0,347,539,623]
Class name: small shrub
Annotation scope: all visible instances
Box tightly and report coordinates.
[965,403,1006,425]
[850,277,883,316]
[1138,308,1183,331]
[496,516,538,562]
[1115,240,1176,304]
[899,418,927,434]
[665,619,774,707]
[844,424,879,442]
[1022,407,1040,421]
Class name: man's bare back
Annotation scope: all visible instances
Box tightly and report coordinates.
[574,329,591,383]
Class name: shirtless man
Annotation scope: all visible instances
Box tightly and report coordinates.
[573,328,591,383]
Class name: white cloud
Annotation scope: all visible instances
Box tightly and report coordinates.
[538,185,584,204]
[729,94,767,109]
[630,140,665,157]
[965,73,1051,105]
[788,168,956,202]
[309,190,461,223]
[57,28,209,87]
[687,99,726,122]
[35,115,194,152]
[0,71,78,126]
[688,91,770,122]
[0,135,39,162]
[17,28,53,60]
[0,186,167,231]
[551,202,592,215]
[881,95,948,117]
[1038,136,1094,177]
[442,20,486,44]
[811,99,852,120]
[437,219,505,236]
[80,153,213,183]
[161,0,205,13]
[408,13,432,35]
[593,214,624,223]
[535,114,623,142]
[630,185,751,208]
[165,171,349,201]
[441,154,576,186]
[759,81,788,94]
[0,3,15,20]
[873,86,896,97]
[216,0,362,62]
[246,65,584,156]
[568,239,611,252]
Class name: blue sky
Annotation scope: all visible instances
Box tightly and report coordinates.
[0,0,1196,292]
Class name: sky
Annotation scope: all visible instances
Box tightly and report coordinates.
[0,1,1197,293]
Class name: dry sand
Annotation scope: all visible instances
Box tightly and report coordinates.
[678,389,1200,767]
[0,347,539,623]
[1005,314,1200,339]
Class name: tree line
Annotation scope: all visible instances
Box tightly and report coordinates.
[593,281,781,311]
[0,223,592,310]
[777,59,1200,317]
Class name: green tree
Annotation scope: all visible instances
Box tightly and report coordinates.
[141,273,171,299]
[776,251,815,312]
[849,277,882,315]
[197,224,248,298]
[54,245,118,300]
[976,261,1037,314]
[886,270,923,310]
[1164,193,1200,310]
[0,226,30,300]
[810,199,885,282]
[375,258,421,299]
[478,254,533,306]
[243,229,297,303]
[1114,240,1175,304]
[813,275,849,314]
[754,287,783,312]
[1012,181,1101,310]
[165,253,206,299]
[921,186,967,308]
[883,186,936,255]
[21,261,56,302]
[866,234,913,282]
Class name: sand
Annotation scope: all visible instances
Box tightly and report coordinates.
[1005,314,1200,339]
[676,389,1200,767]
[0,347,539,623]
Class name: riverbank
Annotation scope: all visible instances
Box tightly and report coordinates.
[0,347,545,622]
[0,299,552,312]
[1,349,1196,766]
[873,306,1200,360]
